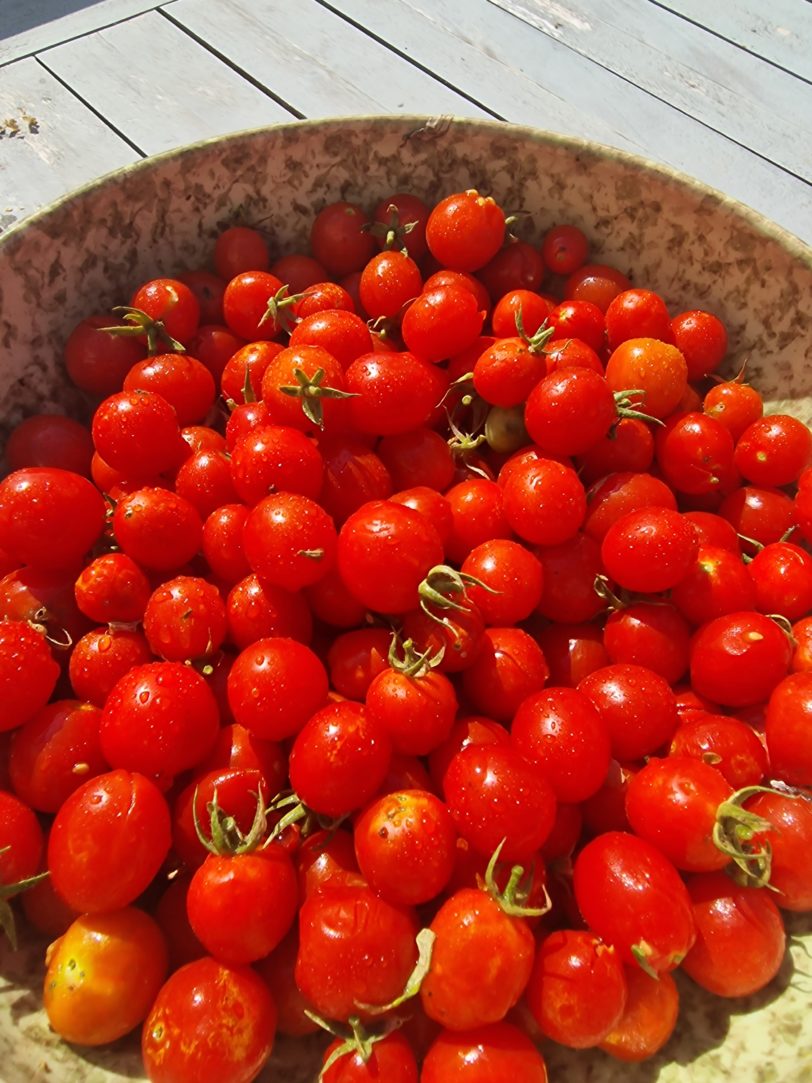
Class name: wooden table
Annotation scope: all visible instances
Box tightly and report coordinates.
[1,0,811,243]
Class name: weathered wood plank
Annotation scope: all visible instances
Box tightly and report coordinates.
[318,0,643,150]
[321,0,812,242]
[0,0,174,66]
[37,10,295,156]
[654,0,812,82]
[486,0,812,180]
[0,56,139,233]
[167,0,490,118]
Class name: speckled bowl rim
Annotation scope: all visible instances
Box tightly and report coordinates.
[2,115,811,264]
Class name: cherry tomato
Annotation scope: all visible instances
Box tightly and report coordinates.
[573,831,696,974]
[44,907,168,1046]
[421,1021,549,1083]
[681,870,785,996]
[47,769,171,913]
[142,957,277,1083]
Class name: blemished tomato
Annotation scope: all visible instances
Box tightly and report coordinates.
[425,190,506,272]
[44,907,168,1046]
[598,965,679,1062]
[525,929,627,1048]
[142,957,277,1083]
[420,885,536,1030]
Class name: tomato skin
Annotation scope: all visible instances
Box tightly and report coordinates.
[243,491,338,591]
[337,499,444,614]
[289,701,392,818]
[461,626,550,724]
[226,637,328,741]
[460,539,544,625]
[421,1021,549,1083]
[401,284,485,363]
[8,700,106,813]
[525,930,627,1048]
[511,687,611,803]
[604,337,687,419]
[681,871,785,997]
[426,190,506,272]
[43,907,168,1046]
[624,757,732,872]
[598,965,679,1062]
[353,790,456,906]
[142,957,277,1083]
[573,831,696,973]
[600,506,698,593]
[100,662,220,780]
[295,885,418,1021]
[764,672,812,787]
[0,788,43,887]
[310,201,376,277]
[0,621,60,732]
[745,790,812,910]
[443,743,556,862]
[365,663,457,757]
[187,848,299,964]
[420,887,535,1030]
[668,713,767,789]
[501,458,586,546]
[0,468,107,572]
[689,611,792,708]
[47,769,171,914]
[578,663,678,762]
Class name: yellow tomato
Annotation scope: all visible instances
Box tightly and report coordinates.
[43,906,168,1045]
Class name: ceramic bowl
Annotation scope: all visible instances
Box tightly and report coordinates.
[0,116,811,1083]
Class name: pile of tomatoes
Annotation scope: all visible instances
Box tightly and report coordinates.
[1,185,812,1083]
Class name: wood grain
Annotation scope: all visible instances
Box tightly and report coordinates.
[486,0,812,179]
[0,0,174,65]
[37,10,294,156]
[0,57,139,233]
[167,0,489,118]
[654,0,812,81]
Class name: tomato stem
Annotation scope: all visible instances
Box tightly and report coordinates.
[712,784,792,889]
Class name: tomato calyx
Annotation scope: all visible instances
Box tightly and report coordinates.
[593,573,629,612]
[365,203,419,253]
[259,284,301,335]
[0,852,50,950]
[277,366,358,427]
[27,607,73,652]
[482,838,551,919]
[612,388,664,429]
[192,784,268,856]
[712,784,790,889]
[418,564,496,629]
[307,1011,406,1081]
[100,306,186,355]
[264,789,347,844]
[387,632,445,677]
[514,308,555,354]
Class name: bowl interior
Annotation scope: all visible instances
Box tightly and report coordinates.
[1,116,811,1083]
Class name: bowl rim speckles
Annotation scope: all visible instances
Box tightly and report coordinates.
[2,115,811,262]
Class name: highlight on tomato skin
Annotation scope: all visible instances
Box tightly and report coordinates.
[3,183,812,1083]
